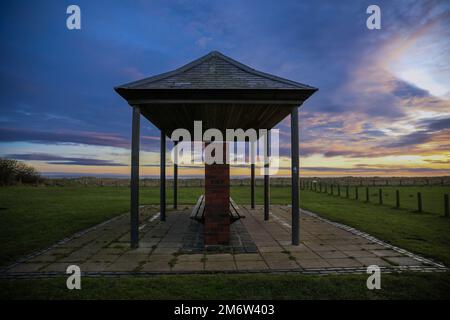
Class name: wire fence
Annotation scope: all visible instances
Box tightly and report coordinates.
[301,181,450,217]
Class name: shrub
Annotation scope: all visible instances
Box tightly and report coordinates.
[0,158,43,185]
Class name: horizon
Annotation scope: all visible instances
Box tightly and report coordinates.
[40,172,450,179]
[1,1,449,178]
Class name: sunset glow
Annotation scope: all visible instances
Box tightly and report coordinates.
[0,1,449,177]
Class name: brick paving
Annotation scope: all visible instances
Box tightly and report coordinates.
[0,205,446,278]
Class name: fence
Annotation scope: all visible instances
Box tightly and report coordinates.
[40,176,450,187]
[301,181,449,218]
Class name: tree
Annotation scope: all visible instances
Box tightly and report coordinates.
[0,158,42,185]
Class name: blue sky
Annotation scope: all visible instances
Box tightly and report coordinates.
[0,0,449,177]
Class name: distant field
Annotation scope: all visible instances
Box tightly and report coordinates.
[0,185,449,267]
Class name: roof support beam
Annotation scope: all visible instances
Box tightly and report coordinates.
[130,107,140,249]
[160,130,166,221]
[251,163,255,209]
[264,130,270,221]
[291,107,300,245]
[173,141,178,210]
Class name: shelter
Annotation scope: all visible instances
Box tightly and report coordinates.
[115,51,317,248]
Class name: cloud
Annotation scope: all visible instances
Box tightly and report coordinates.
[385,117,450,149]
[391,79,430,99]
[417,117,450,132]
[0,127,161,152]
[5,153,126,167]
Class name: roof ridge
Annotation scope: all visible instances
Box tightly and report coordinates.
[116,52,217,89]
[116,51,317,90]
[209,51,316,90]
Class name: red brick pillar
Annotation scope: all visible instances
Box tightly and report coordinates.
[204,142,230,246]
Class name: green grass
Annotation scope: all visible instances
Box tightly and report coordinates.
[1,272,450,300]
[299,188,450,266]
[1,184,450,300]
[1,185,449,267]
[0,186,204,266]
[335,186,448,214]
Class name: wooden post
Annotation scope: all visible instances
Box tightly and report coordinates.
[251,139,256,209]
[264,130,270,221]
[355,186,359,200]
[160,130,166,221]
[291,107,300,245]
[366,187,369,202]
[445,194,449,218]
[379,188,383,205]
[338,185,341,197]
[331,185,334,196]
[417,192,422,212]
[250,163,255,209]
[173,141,178,210]
[346,186,349,198]
[130,106,140,249]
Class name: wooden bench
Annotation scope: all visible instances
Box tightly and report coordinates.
[190,195,205,222]
[229,197,244,222]
[190,195,245,223]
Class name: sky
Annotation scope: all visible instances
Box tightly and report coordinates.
[0,0,449,178]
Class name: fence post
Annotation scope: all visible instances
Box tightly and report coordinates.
[355,187,359,200]
[325,184,328,194]
[366,187,369,202]
[338,185,341,197]
[417,192,422,212]
[445,194,449,218]
[396,190,400,208]
[346,186,349,198]
[331,185,334,196]
[379,188,383,205]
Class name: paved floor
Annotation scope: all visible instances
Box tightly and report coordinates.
[1,205,445,276]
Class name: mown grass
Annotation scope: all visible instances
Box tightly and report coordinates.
[1,272,450,300]
[329,186,449,215]
[1,184,450,300]
[0,186,203,266]
[299,188,450,266]
[1,185,449,266]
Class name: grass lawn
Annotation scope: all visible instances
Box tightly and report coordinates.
[339,186,448,214]
[0,186,203,266]
[1,184,449,300]
[1,272,450,300]
[299,188,450,266]
[1,185,449,266]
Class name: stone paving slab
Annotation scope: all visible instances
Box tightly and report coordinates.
[1,205,446,278]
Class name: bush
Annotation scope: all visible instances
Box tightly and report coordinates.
[0,159,43,186]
